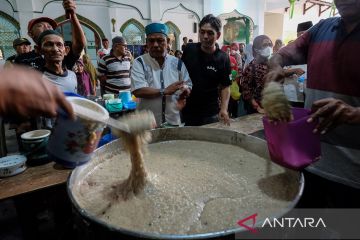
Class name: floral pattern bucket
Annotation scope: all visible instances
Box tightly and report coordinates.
[47,97,109,168]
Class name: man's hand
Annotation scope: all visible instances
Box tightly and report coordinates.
[251,99,260,110]
[219,109,230,125]
[164,81,184,95]
[178,86,191,99]
[288,68,305,77]
[0,67,74,119]
[308,98,360,134]
[125,50,133,60]
[63,0,76,18]
[176,87,191,110]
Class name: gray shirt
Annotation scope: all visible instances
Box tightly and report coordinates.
[43,69,77,94]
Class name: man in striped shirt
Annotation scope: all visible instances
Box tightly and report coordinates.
[98,36,131,94]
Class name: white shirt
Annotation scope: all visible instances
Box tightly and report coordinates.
[131,53,192,126]
[97,47,111,62]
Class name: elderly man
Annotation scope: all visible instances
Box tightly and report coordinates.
[38,30,77,93]
[181,14,231,126]
[131,22,192,127]
[14,0,86,70]
[5,38,31,66]
[266,0,360,208]
[97,36,132,94]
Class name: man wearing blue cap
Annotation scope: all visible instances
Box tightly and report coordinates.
[131,22,192,127]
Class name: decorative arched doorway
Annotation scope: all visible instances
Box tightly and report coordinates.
[218,10,255,45]
[120,18,145,58]
[165,21,181,51]
[0,11,20,59]
[55,14,105,66]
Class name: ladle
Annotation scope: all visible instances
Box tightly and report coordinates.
[71,103,155,134]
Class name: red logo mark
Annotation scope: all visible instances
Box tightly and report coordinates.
[237,213,258,233]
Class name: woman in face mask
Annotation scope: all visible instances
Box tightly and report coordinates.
[239,35,273,114]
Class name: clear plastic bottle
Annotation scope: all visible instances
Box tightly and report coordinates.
[298,76,305,93]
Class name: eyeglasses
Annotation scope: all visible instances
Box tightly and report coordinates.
[115,44,127,48]
[147,38,166,44]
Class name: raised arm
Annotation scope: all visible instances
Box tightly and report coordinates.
[63,0,86,56]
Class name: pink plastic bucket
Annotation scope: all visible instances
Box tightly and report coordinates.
[263,108,321,170]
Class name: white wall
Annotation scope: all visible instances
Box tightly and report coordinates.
[267,0,337,43]
[283,2,334,43]
[0,0,16,15]
[264,12,284,43]
[160,0,202,21]
[2,0,338,54]
[205,0,267,37]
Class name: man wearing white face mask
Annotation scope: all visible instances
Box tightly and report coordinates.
[240,35,273,114]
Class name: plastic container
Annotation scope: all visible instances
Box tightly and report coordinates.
[0,155,27,177]
[298,76,305,93]
[119,90,132,104]
[106,99,123,112]
[21,129,51,166]
[103,94,115,101]
[123,101,137,110]
[263,107,321,170]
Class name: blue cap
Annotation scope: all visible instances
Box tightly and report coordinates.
[145,22,168,36]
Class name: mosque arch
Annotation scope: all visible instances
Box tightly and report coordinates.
[55,14,105,64]
[0,11,20,59]
[120,18,146,45]
[165,21,181,51]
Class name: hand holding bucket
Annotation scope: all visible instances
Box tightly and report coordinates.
[263,108,321,170]
[47,97,109,168]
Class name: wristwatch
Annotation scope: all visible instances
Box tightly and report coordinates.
[160,89,165,96]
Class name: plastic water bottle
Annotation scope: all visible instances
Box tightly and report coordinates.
[298,76,305,93]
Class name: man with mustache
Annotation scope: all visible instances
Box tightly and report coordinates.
[181,14,231,126]
[131,22,192,127]
[38,30,77,93]
[266,0,360,207]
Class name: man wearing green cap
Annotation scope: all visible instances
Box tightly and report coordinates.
[131,22,192,127]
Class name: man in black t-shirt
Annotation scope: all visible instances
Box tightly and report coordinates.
[181,14,231,126]
[14,0,86,71]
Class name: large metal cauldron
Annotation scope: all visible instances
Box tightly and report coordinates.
[67,127,304,240]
